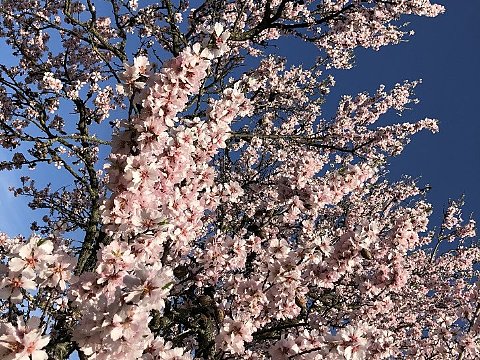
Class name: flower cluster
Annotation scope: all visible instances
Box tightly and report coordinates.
[73,36,252,357]
[0,234,76,302]
[316,0,445,68]
[0,234,76,359]
[0,318,50,360]
[42,72,62,93]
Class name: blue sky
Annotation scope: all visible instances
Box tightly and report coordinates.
[278,0,480,225]
[322,0,480,224]
[1,0,479,233]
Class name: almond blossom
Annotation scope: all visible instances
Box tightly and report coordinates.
[0,1,478,359]
[0,318,49,360]
[0,268,36,303]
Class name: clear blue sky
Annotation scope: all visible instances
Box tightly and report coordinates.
[321,0,480,224]
[346,0,480,223]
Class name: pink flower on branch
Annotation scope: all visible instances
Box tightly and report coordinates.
[0,268,36,303]
[0,318,50,360]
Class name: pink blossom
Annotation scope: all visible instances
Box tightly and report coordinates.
[0,268,36,303]
[123,265,173,311]
[0,318,50,360]
[216,318,255,354]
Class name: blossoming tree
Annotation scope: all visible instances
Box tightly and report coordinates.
[0,0,478,359]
